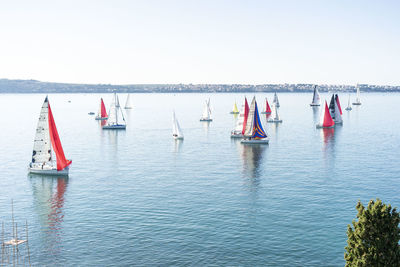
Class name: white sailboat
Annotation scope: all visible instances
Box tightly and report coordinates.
[345,94,352,111]
[172,111,184,140]
[267,104,283,123]
[200,98,212,121]
[28,96,72,176]
[310,85,321,106]
[334,96,343,125]
[352,86,362,105]
[273,92,280,108]
[241,97,269,144]
[231,97,249,138]
[103,92,127,130]
[124,94,133,109]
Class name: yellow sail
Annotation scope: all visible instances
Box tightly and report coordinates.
[232,102,239,113]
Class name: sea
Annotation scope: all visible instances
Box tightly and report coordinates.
[0,92,399,266]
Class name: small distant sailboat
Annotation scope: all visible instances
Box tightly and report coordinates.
[241,97,269,144]
[95,98,108,120]
[28,96,72,176]
[310,85,321,106]
[273,92,280,108]
[200,98,212,121]
[124,94,133,109]
[261,97,272,114]
[345,94,352,111]
[231,97,249,138]
[172,111,184,140]
[352,86,362,105]
[316,101,335,128]
[267,104,283,123]
[230,101,240,114]
[103,92,126,130]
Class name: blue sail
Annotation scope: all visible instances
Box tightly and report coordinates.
[251,101,267,139]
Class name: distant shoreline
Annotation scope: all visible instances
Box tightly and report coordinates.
[1,79,399,93]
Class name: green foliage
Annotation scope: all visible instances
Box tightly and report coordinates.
[345,199,400,266]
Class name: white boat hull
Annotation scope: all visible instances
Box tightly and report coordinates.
[103,124,126,130]
[230,133,243,138]
[241,138,269,144]
[173,136,184,140]
[316,124,334,129]
[309,104,320,106]
[200,118,212,122]
[28,166,69,176]
[95,117,108,120]
[124,107,133,109]
[352,102,362,105]
[229,112,239,114]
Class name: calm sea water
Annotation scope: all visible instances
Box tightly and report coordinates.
[0,92,399,266]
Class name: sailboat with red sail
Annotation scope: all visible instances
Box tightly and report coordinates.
[261,97,272,114]
[241,97,269,144]
[95,98,108,120]
[316,101,335,128]
[29,96,72,176]
[231,97,249,138]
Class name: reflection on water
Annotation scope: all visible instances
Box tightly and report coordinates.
[201,121,211,133]
[312,106,320,124]
[29,175,68,259]
[173,139,183,153]
[238,144,267,189]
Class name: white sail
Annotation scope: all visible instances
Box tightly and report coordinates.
[234,104,246,132]
[311,86,321,105]
[272,104,280,121]
[32,98,52,165]
[173,111,184,139]
[355,87,361,103]
[97,100,102,117]
[201,100,211,120]
[244,97,256,137]
[125,94,133,109]
[346,94,352,109]
[106,93,126,126]
[273,92,280,107]
[334,99,343,124]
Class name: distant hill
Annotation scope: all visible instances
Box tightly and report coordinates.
[0,79,399,93]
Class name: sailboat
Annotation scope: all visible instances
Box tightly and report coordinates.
[200,98,212,121]
[241,97,269,144]
[172,111,184,140]
[345,94,352,111]
[261,97,272,114]
[230,101,240,114]
[310,85,321,106]
[352,86,362,105]
[103,92,127,129]
[124,94,133,109]
[273,92,280,108]
[231,97,249,138]
[316,101,335,128]
[267,103,283,123]
[28,96,72,176]
[329,94,343,125]
[95,98,108,120]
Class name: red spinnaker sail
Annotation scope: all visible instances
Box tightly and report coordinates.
[48,103,72,171]
[266,99,271,113]
[100,98,108,118]
[242,97,250,135]
[335,95,342,115]
[323,101,335,127]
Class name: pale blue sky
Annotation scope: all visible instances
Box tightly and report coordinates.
[0,0,399,84]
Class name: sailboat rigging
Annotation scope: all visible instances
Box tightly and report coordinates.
[310,85,321,106]
[241,97,269,144]
[103,92,127,130]
[95,98,108,120]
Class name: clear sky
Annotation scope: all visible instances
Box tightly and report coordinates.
[0,0,399,85]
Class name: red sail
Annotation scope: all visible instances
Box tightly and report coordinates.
[242,97,250,135]
[323,101,335,127]
[335,95,342,115]
[100,98,108,118]
[48,102,72,171]
[266,99,271,113]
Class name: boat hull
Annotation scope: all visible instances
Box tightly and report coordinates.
[345,107,352,111]
[309,104,320,106]
[230,133,243,139]
[200,118,212,122]
[268,119,283,123]
[173,136,184,140]
[260,112,271,114]
[241,138,269,144]
[229,112,239,114]
[316,124,334,129]
[352,102,362,105]
[103,124,126,130]
[95,117,108,120]
[124,107,133,109]
[28,166,69,176]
